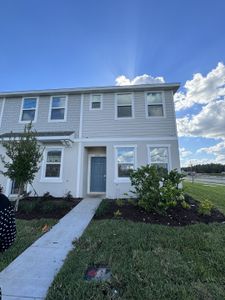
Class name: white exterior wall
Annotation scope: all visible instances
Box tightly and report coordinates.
[0,143,78,198]
[0,84,181,199]
[81,139,180,199]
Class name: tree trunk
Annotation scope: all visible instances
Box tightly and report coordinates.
[14,184,24,212]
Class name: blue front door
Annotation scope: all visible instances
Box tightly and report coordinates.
[90,157,106,192]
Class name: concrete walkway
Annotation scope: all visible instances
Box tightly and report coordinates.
[0,198,102,300]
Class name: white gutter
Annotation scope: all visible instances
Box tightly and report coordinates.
[76,94,84,197]
[0,97,5,128]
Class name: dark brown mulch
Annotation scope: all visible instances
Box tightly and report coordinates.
[94,196,225,226]
[16,197,82,220]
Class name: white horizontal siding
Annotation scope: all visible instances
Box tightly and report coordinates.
[0,95,81,134]
[82,91,177,138]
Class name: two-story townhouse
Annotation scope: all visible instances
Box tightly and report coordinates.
[0,83,180,198]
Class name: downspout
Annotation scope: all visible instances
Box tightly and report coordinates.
[76,94,84,197]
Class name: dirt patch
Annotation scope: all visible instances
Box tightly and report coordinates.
[16,197,82,220]
[94,196,225,226]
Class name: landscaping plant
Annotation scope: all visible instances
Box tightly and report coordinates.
[198,199,214,215]
[130,165,185,212]
[0,123,43,210]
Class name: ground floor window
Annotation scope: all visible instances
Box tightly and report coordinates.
[115,146,136,180]
[11,180,19,194]
[43,148,63,179]
[148,146,169,170]
[10,180,27,195]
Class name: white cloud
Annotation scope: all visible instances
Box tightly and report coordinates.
[177,99,225,139]
[179,147,192,159]
[197,141,225,164]
[174,62,225,111]
[115,74,165,86]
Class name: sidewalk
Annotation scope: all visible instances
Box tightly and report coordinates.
[0,198,102,300]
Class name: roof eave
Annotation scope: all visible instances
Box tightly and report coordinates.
[0,83,180,98]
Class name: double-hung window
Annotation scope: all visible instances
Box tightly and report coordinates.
[146,92,164,117]
[49,96,67,121]
[115,146,135,179]
[44,149,63,179]
[20,98,38,122]
[90,94,102,110]
[149,146,169,170]
[116,93,133,118]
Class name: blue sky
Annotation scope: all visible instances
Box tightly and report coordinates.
[0,0,225,166]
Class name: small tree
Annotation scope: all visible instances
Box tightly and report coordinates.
[0,123,43,210]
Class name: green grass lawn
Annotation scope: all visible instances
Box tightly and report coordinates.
[47,220,225,300]
[0,218,57,272]
[46,183,225,299]
[184,181,225,214]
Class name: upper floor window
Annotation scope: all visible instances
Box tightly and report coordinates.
[43,148,63,179]
[148,146,169,170]
[116,93,133,118]
[90,94,102,110]
[20,98,38,122]
[146,92,164,117]
[49,96,67,121]
[115,146,136,180]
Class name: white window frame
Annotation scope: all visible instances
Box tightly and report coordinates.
[89,94,103,110]
[114,145,137,183]
[48,95,68,122]
[145,91,166,118]
[147,144,172,171]
[115,93,134,119]
[41,146,64,182]
[19,97,39,123]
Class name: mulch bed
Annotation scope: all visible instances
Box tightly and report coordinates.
[16,197,82,220]
[94,196,225,226]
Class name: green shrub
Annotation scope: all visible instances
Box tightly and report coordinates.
[113,209,122,218]
[116,198,125,207]
[95,199,110,217]
[130,165,184,212]
[198,199,214,215]
[181,201,191,209]
[165,169,185,188]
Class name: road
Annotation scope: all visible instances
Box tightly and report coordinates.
[185,174,225,185]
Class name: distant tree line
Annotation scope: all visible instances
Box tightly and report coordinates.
[182,163,225,174]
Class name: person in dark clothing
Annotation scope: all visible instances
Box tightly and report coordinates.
[0,192,16,253]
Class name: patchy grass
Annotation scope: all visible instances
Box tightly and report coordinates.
[0,219,57,272]
[184,181,225,214]
[47,220,225,300]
